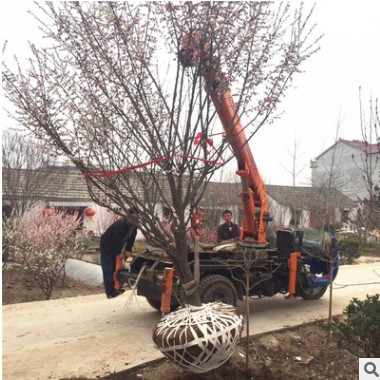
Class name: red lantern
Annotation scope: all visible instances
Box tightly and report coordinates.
[85,207,96,217]
[42,207,54,217]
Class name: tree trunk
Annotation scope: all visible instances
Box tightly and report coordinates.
[170,237,202,307]
[172,256,201,306]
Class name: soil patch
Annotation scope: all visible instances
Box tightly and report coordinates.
[2,264,104,305]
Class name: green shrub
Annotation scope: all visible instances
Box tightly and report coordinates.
[339,236,362,264]
[331,294,380,358]
[303,228,323,242]
[361,241,380,256]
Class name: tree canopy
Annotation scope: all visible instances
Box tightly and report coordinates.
[3,2,321,305]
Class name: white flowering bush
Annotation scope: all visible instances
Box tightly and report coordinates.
[5,205,85,299]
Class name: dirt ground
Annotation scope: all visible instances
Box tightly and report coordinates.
[117,322,358,380]
[2,264,104,305]
[2,264,362,380]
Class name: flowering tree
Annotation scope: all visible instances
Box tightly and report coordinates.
[5,205,84,299]
[3,2,321,305]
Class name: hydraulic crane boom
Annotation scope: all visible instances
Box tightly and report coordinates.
[180,33,271,245]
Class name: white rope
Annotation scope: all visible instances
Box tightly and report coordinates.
[152,302,243,373]
[124,264,146,309]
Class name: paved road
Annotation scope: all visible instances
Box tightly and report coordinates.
[3,261,380,380]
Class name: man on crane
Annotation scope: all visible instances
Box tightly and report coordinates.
[216,210,241,243]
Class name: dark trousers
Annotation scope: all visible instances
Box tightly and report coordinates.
[100,248,116,297]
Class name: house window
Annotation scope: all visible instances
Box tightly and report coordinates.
[162,206,174,221]
[55,206,86,229]
[111,207,122,215]
[2,204,12,218]
[341,209,349,224]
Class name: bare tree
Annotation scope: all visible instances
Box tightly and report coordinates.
[354,91,380,234]
[280,133,308,186]
[3,2,321,305]
[2,130,57,216]
[310,113,348,233]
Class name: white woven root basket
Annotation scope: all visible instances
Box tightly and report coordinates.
[152,302,243,374]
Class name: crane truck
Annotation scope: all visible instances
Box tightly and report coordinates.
[117,33,339,311]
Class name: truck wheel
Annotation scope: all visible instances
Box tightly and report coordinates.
[299,284,328,300]
[198,274,238,306]
[145,298,180,312]
[298,263,329,300]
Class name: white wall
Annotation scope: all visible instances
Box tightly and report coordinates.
[312,142,379,201]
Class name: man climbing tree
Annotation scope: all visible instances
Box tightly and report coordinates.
[3,2,321,306]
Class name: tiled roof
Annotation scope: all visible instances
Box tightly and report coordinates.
[200,182,356,210]
[340,139,380,154]
[2,168,356,210]
[2,167,92,202]
[200,181,241,207]
[315,138,380,159]
[266,185,356,209]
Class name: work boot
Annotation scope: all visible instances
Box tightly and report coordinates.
[106,289,125,299]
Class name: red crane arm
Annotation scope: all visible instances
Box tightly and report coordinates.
[179,33,270,244]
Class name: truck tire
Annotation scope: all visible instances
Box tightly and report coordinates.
[299,284,328,300]
[298,263,329,300]
[145,297,180,312]
[198,274,238,306]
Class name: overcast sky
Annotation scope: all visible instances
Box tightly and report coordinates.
[2,1,379,186]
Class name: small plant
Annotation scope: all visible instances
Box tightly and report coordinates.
[331,294,380,358]
[338,236,362,264]
[4,205,85,299]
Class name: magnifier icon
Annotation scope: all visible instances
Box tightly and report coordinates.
[365,362,380,377]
